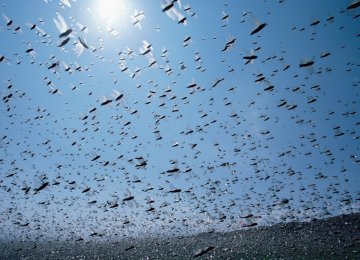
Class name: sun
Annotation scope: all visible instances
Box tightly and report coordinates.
[97,0,127,24]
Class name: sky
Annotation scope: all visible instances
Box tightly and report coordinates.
[0,0,359,241]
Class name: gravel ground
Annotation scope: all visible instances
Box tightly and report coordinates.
[1,213,359,259]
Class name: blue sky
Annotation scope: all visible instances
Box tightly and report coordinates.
[0,0,359,241]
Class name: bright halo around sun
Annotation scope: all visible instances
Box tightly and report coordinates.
[97,0,128,25]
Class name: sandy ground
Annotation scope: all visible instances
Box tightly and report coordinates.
[1,213,359,259]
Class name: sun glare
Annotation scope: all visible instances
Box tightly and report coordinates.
[97,0,127,24]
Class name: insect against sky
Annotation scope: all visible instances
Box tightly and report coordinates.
[0,0,359,241]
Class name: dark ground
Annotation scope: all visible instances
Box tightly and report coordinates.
[1,213,359,259]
